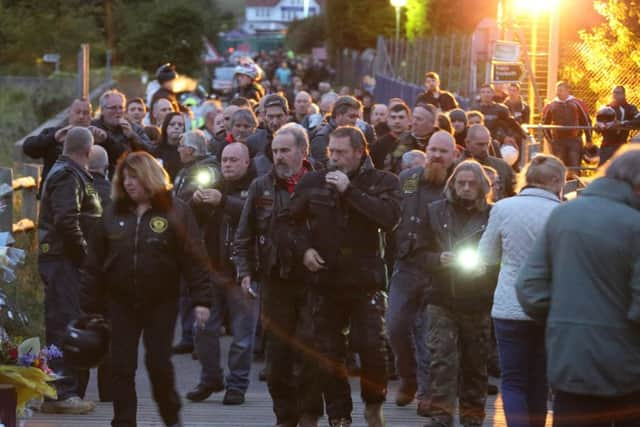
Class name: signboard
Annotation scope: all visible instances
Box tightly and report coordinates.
[493,41,520,62]
[491,62,524,83]
[42,53,60,63]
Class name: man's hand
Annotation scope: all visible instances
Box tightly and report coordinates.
[54,125,73,143]
[325,170,350,193]
[440,251,455,266]
[240,276,255,298]
[88,125,107,144]
[194,306,210,328]
[195,189,223,206]
[120,119,135,138]
[303,248,326,272]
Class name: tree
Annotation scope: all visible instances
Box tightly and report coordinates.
[0,0,104,74]
[405,0,429,40]
[561,0,640,109]
[325,0,395,57]
[286,15,326,53]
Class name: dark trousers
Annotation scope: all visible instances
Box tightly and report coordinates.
[310,289,388,421]
[262,276,323,426]
[178,280,195,347]
[494,319,547,427]
[109,300,181,427]
[553,391,640,427]
[550,137,582,170]
[599,143,624,166]
[39,258,84,401]
[424,304,490,426]
[78,360,113,402]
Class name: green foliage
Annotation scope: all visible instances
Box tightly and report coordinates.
[561,0,640,109]
[325,0,396,56]
[0,0,104,74]
[0,88,39,166]
[286,15,327,53]
[405,0,430,40]
[115,0,235,75]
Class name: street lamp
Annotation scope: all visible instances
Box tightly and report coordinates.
[390,0,407,77]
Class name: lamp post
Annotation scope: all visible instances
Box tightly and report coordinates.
[390,0,407,78]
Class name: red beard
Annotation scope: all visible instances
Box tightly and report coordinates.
[423,161,448,186]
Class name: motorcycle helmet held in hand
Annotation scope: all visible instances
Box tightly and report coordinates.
[596,106,616,124]
[582,144,600,166]
[62,315,111,369]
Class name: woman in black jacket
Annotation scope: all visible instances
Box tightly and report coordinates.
[155,112,185,180]
[83,151,212,427]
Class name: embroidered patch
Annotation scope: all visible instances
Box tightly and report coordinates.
[41,243,50,253]
[402,175,419,194]
[149,216,168,234]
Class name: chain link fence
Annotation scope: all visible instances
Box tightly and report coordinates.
[561,41,640,114]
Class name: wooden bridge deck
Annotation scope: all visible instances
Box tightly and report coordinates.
[25,336,551,426]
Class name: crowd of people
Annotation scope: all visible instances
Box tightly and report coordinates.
[21,60,640,427]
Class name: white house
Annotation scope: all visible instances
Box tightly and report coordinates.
[244,0,323,33]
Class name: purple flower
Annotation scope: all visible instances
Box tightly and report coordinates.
[18,351,36,367]
[44,345,63,360]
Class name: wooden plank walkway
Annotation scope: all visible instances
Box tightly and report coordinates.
[25,336,551,427]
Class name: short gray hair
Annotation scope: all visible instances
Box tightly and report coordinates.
[63,127,93,156]
[88,144,108,174]
[401,150,426,169]
[200,100,221,118]
[274,123,309,157]
[603,145,640,189]
[230,108,258,129]
[180,130,208,158]
[99,89,126,109]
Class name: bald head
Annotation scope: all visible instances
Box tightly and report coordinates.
[221,142,250,181]
[371,104,389,126]
[426,130,456,168]
[465,124,492,159]
[63,127,93,167]
[88,144,109,175]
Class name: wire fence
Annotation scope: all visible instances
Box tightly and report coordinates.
[561,41,640,115]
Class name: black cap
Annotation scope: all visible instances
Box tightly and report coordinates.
[263,94,289,113]
[156,63,177,83]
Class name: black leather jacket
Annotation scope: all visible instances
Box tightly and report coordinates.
[92,117,151,176]
[234,162,312,281]
[393,166,450,266]
[38,156,102,264]
[194,169,256,282]
[82,192,212,312]
[422,199,497,312]
[289,157,401,292]
[22,126,63,196]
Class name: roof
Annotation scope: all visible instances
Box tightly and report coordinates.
[246,0,280,6]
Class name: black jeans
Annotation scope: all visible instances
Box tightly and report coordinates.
[553,390,640,427]
[309,289,388,421]
[550,137,582,170]
[109,300,181,427]
[39,258,85,401]
[262,276,323,426]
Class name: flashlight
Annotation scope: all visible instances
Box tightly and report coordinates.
[196,170,213,188]
[456,247,480,271]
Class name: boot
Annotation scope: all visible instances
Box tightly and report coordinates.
[364,403,385,427]
[395,379,417,406]
[299,413,318,427]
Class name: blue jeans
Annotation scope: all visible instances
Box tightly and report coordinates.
[39,258,85,400]
[195,280,259,393]
[493,318,547,427]
[386,263,430,397]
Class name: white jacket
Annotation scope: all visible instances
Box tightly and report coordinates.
[478,187,561,320]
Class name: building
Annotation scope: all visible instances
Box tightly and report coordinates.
[244,0,323,33]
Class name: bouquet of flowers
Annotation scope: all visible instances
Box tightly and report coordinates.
[0,336,61,414]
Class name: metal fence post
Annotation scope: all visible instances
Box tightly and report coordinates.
[0,168,14,233]
[77,44,90,98]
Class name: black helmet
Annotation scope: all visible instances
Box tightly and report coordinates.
[156,63,177,84]
[596,106,616,123]
[62,315,110,369]
[582,144,600,166]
